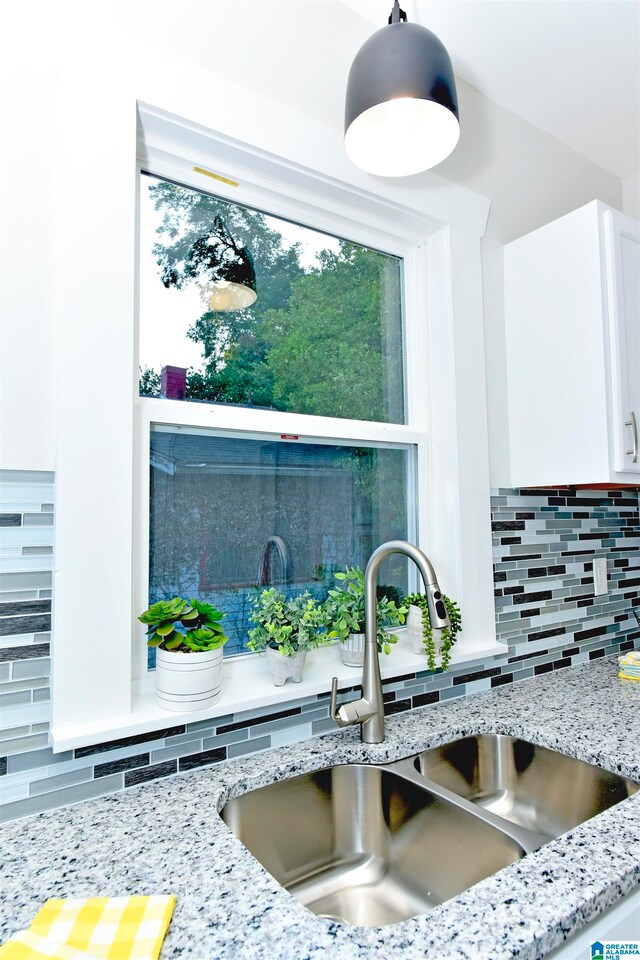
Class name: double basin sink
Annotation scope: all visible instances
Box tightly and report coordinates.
[221,734,638,927]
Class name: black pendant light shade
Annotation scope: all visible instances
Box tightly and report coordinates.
[194,215,257,311]
[345,2,460,177]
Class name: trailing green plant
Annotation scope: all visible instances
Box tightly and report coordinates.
[325,566,407,655]
[138,597,228,653]
[246,588,328,658]
[405,592,462,672]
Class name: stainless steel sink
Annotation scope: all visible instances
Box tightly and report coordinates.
[221,763,525,926]
[414,734,638,842]
[221,737,638,927]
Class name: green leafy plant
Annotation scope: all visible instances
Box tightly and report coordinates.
[138,597,228,653]
[325,566,407,655]
[246,588,328,658]
[406,592,462,672]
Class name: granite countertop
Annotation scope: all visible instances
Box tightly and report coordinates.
[1,657,639,960]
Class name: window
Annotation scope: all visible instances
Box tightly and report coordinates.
[51,101,497,746]
[137,171,422,670]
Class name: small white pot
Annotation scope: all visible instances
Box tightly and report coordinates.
[339,633,365,667]
[266,646,307,686]
[155,646,223,712]
[407,604,443,658]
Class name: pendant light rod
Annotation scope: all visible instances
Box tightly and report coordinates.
[388,2,406,25]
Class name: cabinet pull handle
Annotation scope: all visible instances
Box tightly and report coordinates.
[625,411,638,463]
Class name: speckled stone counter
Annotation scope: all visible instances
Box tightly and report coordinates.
[1,657,639,960]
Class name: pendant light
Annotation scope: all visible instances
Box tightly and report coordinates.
[344,1,460,177]
[195,215,257,311]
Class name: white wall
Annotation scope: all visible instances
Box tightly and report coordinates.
[0,71,57,470]
[624,170,640,220]
[0,0,626,486]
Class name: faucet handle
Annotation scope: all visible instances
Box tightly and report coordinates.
[329,677,340,722]
[330,678,377,727]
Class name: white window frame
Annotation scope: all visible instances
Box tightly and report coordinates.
[134,155,430,682]
[51,102,500,751]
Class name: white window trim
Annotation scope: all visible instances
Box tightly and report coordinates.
[51,102,501,751]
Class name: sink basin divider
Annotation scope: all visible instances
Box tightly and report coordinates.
[381,756,549,854]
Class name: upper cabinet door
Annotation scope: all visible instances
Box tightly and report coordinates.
[504,201,640,488]
[604,209,640,475]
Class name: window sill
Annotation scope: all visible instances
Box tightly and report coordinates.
[50,633,506,752]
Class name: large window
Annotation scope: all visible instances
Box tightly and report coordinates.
[50,102,496,745]
[138,172,417,664]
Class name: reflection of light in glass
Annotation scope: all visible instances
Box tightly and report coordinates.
[139,176,341,373]
[200,281,257,311]
[191,216,258,312]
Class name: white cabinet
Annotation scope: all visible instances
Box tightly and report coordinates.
[504,201,640,487]
[606,209,640,475]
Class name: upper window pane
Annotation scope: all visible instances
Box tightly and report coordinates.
[139,173,405,424]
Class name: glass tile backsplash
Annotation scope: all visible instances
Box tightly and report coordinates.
[0,470,638,822]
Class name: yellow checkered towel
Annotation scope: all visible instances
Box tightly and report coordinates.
[0,930,97,959]
[0,896,176,960]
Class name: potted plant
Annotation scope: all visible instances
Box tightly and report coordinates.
[405,592,462,672]
[325,566,407,667]
[139,597,228,711]
[246,588,328,685]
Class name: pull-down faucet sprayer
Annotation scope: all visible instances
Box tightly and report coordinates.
[330,540,450,743]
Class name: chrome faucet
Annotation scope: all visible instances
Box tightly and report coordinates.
[330,540,450,743]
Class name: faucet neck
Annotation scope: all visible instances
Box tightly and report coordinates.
[332,540,450,746]
[364,540,438,648]
[360,540,450,744]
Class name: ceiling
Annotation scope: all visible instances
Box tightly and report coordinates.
[341,0,640,180]
[132,0,639,181]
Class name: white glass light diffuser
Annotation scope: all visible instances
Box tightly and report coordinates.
[345,97,460,178]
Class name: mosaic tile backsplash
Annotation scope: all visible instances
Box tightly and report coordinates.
[1,470,638,822]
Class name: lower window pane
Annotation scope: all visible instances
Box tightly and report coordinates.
[148,427,413,660]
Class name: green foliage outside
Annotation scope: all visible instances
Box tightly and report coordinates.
[140,178,403,423]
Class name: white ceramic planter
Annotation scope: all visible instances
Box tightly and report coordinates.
[407,604,443,657]
[266,646,307,686]
[339,633,365,667]
[155,646,223,712]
